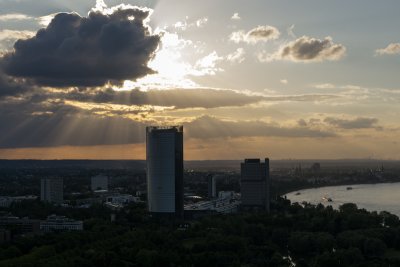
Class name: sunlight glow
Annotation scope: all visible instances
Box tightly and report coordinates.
[123,30,199,90]
[64,100,175,122]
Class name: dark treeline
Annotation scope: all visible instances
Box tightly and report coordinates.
[2,199,400,266]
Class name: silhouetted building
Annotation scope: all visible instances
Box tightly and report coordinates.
[295,164,303,176]
[240,158,270,212]
[146,126,184,218]
[91,175,109,191]
[41,178,63,204]
[310,162,321,172]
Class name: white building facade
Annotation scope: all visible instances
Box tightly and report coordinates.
[40,215,83,232]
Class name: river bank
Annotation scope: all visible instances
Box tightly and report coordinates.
[285,182,400,217]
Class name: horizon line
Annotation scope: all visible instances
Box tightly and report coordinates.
[0,158,398,161]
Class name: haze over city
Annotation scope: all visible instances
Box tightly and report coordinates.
[0,0,399,160]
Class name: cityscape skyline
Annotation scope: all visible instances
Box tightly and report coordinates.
[0,0,399,160]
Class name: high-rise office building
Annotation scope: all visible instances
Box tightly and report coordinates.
[91,175,109,191]
[207,175,217,199]
[208,174,224,199]
[41,178,63,204]
[146,126,184,218]
[240,158,270,212]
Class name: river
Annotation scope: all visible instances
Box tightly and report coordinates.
[285,182,400,217]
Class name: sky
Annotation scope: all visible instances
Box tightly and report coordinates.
[0,0,399,160]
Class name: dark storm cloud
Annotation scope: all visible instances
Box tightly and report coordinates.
[0,72,33,97]
[185,115,336,139]
[324,117,380,129]
[1,6,160,87]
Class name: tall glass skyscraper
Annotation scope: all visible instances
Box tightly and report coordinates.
[146,126,184,218]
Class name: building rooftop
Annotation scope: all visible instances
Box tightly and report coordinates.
[44,215,82,224]
[244,159,261,163]
[146,125,183,133]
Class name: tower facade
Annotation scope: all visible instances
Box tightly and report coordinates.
[146,126,184,218]
[41,178,63,204]
[207,175,217,199]
[240,158,270,212]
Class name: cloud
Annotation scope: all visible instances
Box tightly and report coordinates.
[64,88,268,109]
[0,13,31,21]
[297,119,307,127]
[231,13,241,20]
[230,25,280,44]
[173,21,188,31]
[313,83,370,93]
[0,72,33,98]
[0,82,340,149]
[314,83,336,89]
[324,117,379,129]
[195,17,208,28]
[376,43,400,55]
[280,79,288,85]
[311,83,400,104]
[226,48,245,63]
[0,30,35,51]
[173,16,208,31]
[193,51,223,75]
[259,36,346,62]
[0,108,338,148]
[186,115,336,139]
[265,94,338,102]
[0,29,35,42]
[0,103,147,148]
[65,88,339,110]
[92,0,108,13]
[36,13,59,27]
[1,5,161,87]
